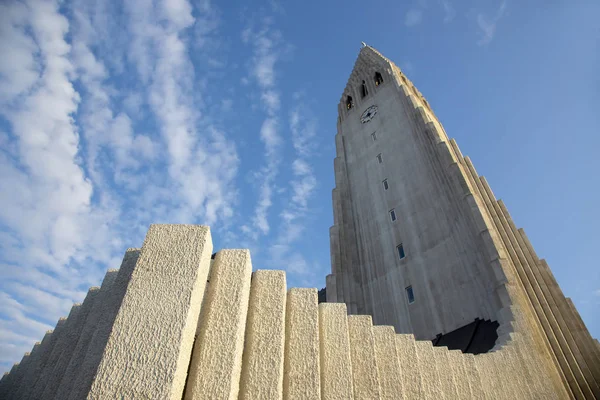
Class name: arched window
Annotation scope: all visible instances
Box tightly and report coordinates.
[374,72,384,86]
[361,80,368,98]
[346,96,353,110]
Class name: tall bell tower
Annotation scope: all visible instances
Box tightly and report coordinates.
[327,45,503,339]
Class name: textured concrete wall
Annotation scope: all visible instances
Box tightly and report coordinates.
[185,250,251,399]
[2,223,596,399]
[55,264,121,400]
[239,270,286,399]
[87,225,213,400]
[39,286,99,400]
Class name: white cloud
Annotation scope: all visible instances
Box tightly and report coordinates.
[0,0,240,373]
[476,0,507,46]
[264,98,319,278]
[440,0,455,23]
[405,9,423,27]
[242,20,285,237]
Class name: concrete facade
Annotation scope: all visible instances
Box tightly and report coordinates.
[0,223,596,399]
[1,46,598,399]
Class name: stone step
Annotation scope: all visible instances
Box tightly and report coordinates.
[373,326,403,399]
[238,270,286,399]
[87,225,213,400]
[53,260,123,400]
[283,288,320,399]
[348,315,381,399]
[414,340,445,399]
[318,303,354,399]
[395,334,424,399]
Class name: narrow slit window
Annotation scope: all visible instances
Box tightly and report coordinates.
[371,132,377,141]
[346,96,353,110]
[406,286,415,304]
[361,80,368,98]
[382,179,389,190]
[397,243,405,259]
[377,153,382,163]
[390,209,396,221]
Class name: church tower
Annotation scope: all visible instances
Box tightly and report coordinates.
[327,45,600,397]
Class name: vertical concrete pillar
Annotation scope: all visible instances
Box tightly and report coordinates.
[12,333,49,400]
[283,288,320,400]
[495,199,599,398]
[40,285,101,399]
[238,270,286,399]
[0,363,20,400]
[373,326,403,399]
[347,315,380,399]
[185,249,252,399]
[461,353,485,399]
[414,341,445,399]
[473,172,578,397]
[56,263,122,400]
[9,342,41,399]
[395,334,423,399]
[21,318,66,399]
[445,350,471,399]
[431,347,459,399]
[475,353,502,400]
[535,257,600,385]
[9,341,39,399]
[564,297,600,373]
[87,225,213,400]
[318,303,354,400]
[30,302,83,398]
[6,352,30,399]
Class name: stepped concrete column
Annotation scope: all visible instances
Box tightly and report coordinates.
[185,249,252,399]
[87,225,212,400]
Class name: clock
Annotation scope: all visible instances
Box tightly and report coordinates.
[360,105,378,123]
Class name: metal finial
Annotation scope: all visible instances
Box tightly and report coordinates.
[361,41,367,48]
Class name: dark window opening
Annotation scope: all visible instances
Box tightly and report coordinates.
[377,153,382,163]
[397,243,405,259]
[374,72,384,86]
[382,179,388,190]
[406,286,415,304]
[390,209,396,221]
[361,80,368,98]
[346,96,353,110]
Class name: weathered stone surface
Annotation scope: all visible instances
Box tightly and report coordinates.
[55,264,122,400]
[348,315,380,399]
[87,225,212,400]
[239,270,286,400]
[283,288,321,400]
[319,303,354,400]
[373,326,403,399]
[185,249,252,400]
[40,286,100,400]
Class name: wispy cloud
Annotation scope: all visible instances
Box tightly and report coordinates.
[440,0,456,23]
[405,9,423,27]
[476,0,508,46]
[0,0,240,373]
[241,18,285,237]
[267,94,319,280]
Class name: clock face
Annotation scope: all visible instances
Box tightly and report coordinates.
[360,105,378,123]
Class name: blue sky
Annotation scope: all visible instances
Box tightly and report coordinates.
[0,0,598,373]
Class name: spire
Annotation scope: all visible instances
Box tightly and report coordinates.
[339,44,394,107]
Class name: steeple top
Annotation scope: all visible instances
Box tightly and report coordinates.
[338,45,396,115]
